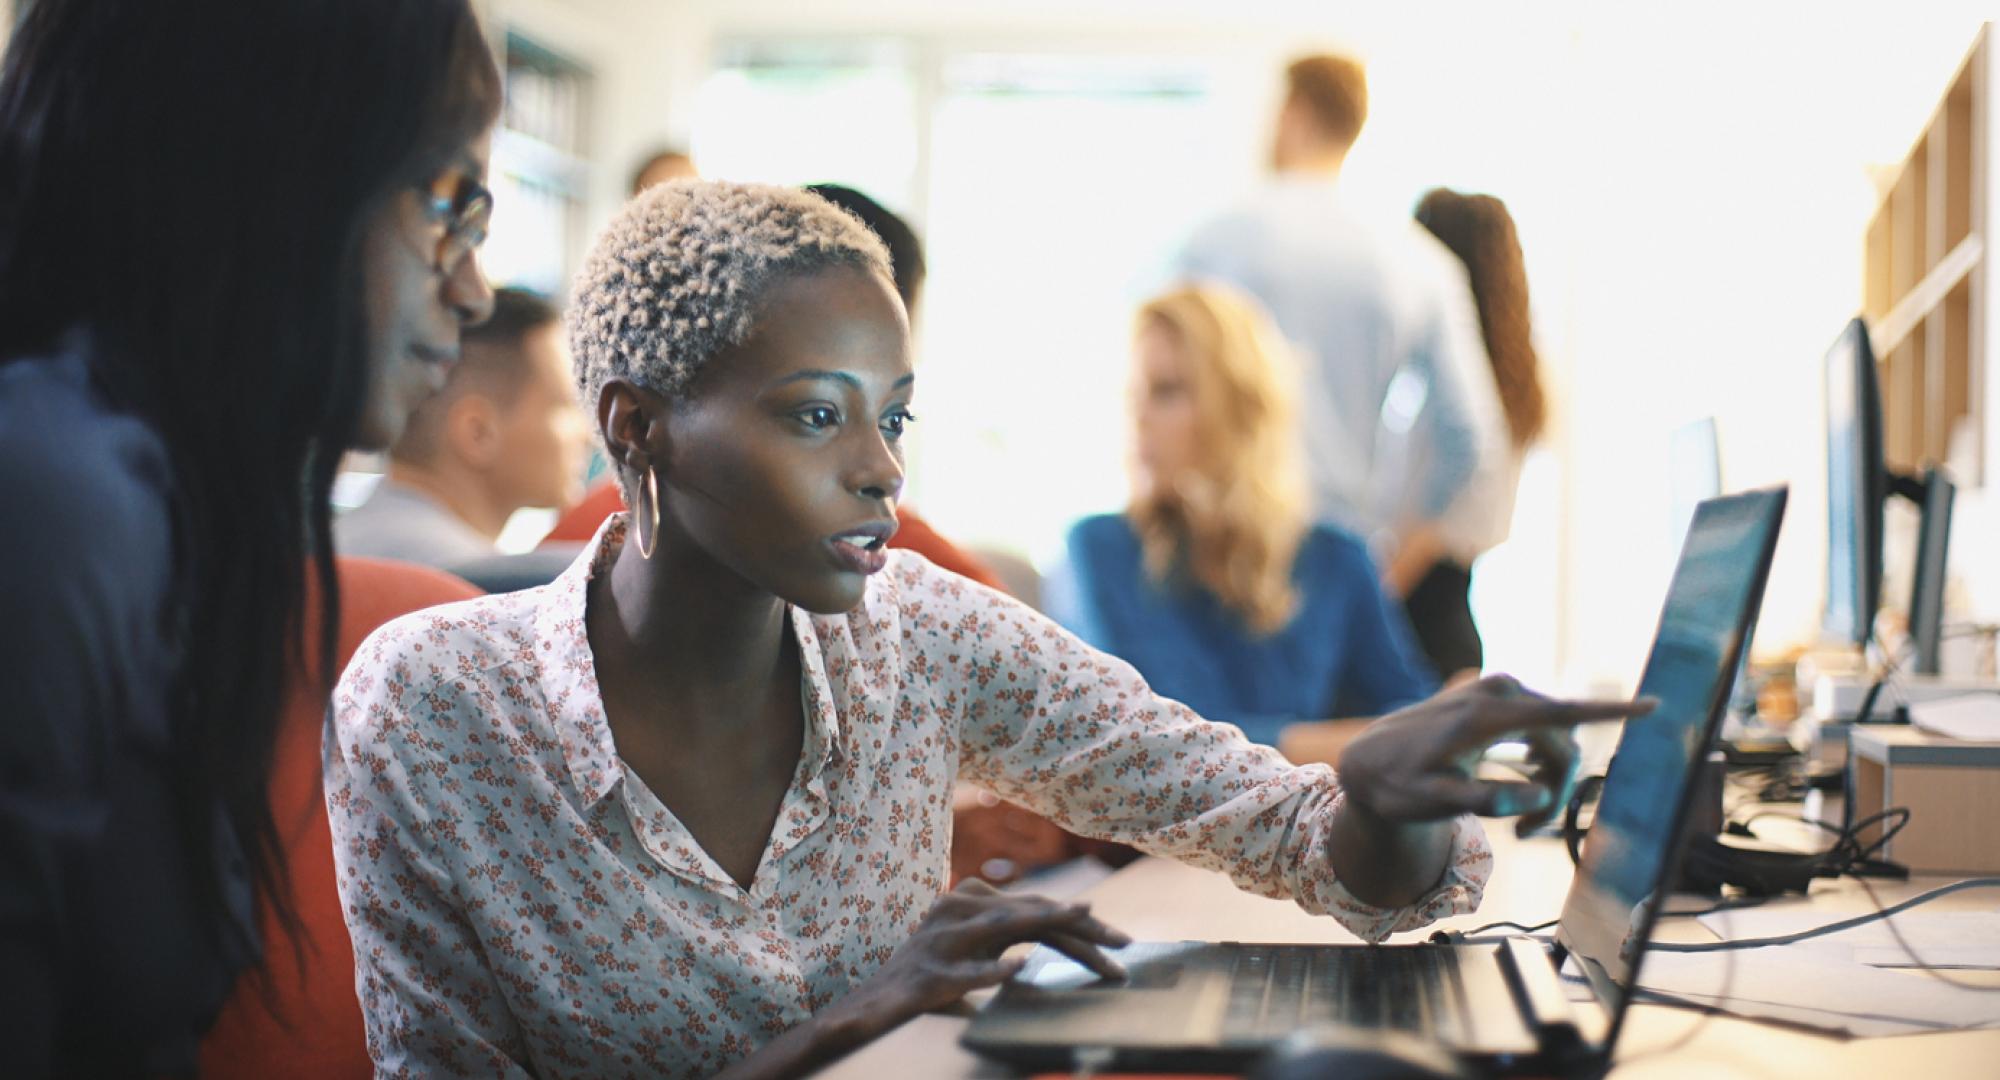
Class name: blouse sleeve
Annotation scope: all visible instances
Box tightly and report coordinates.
[324,632,535,1079]
[902,563,1491,943]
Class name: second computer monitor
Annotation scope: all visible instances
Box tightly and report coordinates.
[1824,318,1885,648]
[1908,466,1956,675]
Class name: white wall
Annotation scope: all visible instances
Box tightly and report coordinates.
[476,0,687,263]
[515,0,1996,692]
[1549,9,1985,689]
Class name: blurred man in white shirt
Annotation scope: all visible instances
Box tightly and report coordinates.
[1170,55,1509,657]
[337,288,590,577]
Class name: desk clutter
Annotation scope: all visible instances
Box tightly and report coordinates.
[1575,682,2000,1042]
[1612,876,2000,1038]
[1621,947,2000,1039]
[1850,723,2000,874]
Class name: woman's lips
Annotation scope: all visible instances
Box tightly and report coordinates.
[829,535,890,575]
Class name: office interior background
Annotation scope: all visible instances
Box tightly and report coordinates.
[10,0,1991,697]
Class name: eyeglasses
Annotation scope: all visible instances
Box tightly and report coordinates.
[417,169,493,274]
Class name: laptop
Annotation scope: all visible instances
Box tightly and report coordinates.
[963,487,1789,1075]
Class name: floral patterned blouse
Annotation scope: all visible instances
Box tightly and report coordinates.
[324,515,1491,1078]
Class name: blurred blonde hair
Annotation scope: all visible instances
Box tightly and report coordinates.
[1128,285,1310,636]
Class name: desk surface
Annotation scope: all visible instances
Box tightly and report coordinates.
[819,828,2000,1078]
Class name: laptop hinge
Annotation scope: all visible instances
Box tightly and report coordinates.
[1497,937,1583,1053]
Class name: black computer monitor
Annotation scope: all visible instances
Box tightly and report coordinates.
[1824,318,1886,647]
[1909,465,1956,675]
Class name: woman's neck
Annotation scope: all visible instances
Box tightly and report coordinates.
[587,530,793,729]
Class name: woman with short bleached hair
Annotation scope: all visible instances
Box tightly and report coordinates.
[326,179,1641,1079]
[1054,285,1438,748]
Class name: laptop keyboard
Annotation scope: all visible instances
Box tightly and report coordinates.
[1220,945,1460,1041]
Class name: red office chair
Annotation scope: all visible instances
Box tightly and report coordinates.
[198,558,481,1080]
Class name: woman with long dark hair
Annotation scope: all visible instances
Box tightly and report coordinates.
[1387,188,1547,678]
[0,1,499,1073]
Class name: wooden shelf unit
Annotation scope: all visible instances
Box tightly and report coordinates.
[1864,27,1988,484]
[486,29,595,298]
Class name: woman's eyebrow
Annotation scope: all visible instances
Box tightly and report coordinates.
[768,370,916,392]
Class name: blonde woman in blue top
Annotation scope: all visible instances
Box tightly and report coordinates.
[1055,285,1438,747]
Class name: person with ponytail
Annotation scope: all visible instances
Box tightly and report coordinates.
[1386,189,1547,678]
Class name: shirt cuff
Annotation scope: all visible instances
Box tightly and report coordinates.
[1298,806,1492,944]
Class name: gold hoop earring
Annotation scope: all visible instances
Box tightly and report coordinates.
[633,464,660,560]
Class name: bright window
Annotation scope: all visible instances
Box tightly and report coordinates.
[691,47,919,209]
[915,56,1230,563]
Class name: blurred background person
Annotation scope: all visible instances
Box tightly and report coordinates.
[1388,188,1548,677]
[0,0,499,1073]
[337,287,590,580]
[1170,54,1509,653]
[808,183,928,328]
[629,145,698,195]
[1050,284,1438,748]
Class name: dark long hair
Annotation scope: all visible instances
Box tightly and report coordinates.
[1415,188,1546,449]
[0,0,500,950]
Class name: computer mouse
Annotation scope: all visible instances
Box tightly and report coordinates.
[1248,1026,1474,1080]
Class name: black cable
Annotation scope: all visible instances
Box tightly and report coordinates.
[1854,875,2000,991]
[1624,874,2000,1051]
[1649,877,2000,954]
[1461,917,1556,936]
[1852,625,1909,725]
[1851,676,1890,724]
[1876,624,1907,679]
[1433,904,1749,943]
[1423,917,1557,946]
[1860,622,1971,721]
[1656,896,1769,919]
[1609,919,1740,1066]
[1842,808,1909,864]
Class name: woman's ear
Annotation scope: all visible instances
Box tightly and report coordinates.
[597,378,665,474]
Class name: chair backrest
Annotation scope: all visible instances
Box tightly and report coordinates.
[540,476,623,546]
[198,558,481,1080]
[447,548,577,595]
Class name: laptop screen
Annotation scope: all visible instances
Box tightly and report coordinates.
[1555,487,1786,1036]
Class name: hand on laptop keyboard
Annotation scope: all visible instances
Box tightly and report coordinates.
[837,878,1132,1018]
[1339,675,1657,836]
